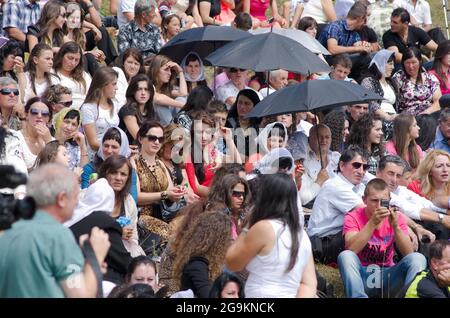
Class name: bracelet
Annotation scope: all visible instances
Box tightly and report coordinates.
[161,191,168,201]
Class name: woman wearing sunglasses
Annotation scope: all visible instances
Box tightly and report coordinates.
[134,120,187,243]
[385,114,423,173]
[15,97,53,171]
[42,84,73,114]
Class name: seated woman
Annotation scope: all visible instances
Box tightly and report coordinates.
[53,107,88,170]
[209,272,245,298]
[291,0,336,29]
[42,84,73,114]
[118,74,155,145]
[112,48,145,85]
[428,40,450,96]
[385,114,423,173]
[99,155,145,257]
[215,0,236,25]
[185,111,242,198]
[0,40,24,84]
[65,178,133,285]
[80,127,137,205]
[347,113,385,175]
[160,14,182,45]
[392,47,441,116]
[147,55,188,125]
[173,212,231,298]
[26,0,69,53]
[173,85,213,133]
[225,88,262,162]
[360,50,398,122]
[198,0,223,25]
[243,0,286,28]
[21,43,56,103]
[134,120,187,242]
[81,67,120,157]
[181,52,208,94]
[16,97,53,171]
[52,42,92,109]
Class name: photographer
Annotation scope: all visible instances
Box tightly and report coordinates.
[0,164,111,297]
[337,179,427,298]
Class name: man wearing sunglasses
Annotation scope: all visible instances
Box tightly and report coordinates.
[307,145,369,265]
[216,67,250,108]
[0,77,22,130]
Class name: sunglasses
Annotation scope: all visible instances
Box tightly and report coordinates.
[229,68,245,73]
[232,191,246,199]
[0,88,19,96]
[145,134,164,143]
[351,162,370,171]
[58,100,73,107]
[29,108,50,117]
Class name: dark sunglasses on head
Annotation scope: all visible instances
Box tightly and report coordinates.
[351,162,370,171]
[232,191,245,199]
[229,68,245,73]
[145,134,164,143]
[58,100,73,107]
[29,108,50,117]
[0,88,19,96]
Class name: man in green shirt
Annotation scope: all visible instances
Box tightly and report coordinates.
[0,164,110,297]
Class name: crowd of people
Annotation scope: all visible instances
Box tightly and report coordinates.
[0,0,449,299]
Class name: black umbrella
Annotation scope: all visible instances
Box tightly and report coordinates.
[205,32,331,74]
[245,80,384,118]
[158,26,252,64]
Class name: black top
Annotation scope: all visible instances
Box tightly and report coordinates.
[180,256,211,298]
[70,211,133,285]
[382,26,432,56]
[198,0,221,18]
[357,26,378,44]
[118,104,138,145]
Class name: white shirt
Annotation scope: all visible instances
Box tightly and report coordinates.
[380,81,397,114]
[390,185,447,220]
[259,86,276,98]
[215,81,249,107]
[300,146,340,205]
[396,0,432,25]
[302,0,329,24]
[245,220,312,298]
[118,0,136,29]
[51,71,92,109]
[307,173,365,237]
[23,72,51,103]
[112,67,128,108]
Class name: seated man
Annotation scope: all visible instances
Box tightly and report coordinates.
[259,69,288,98]
[117,0,161,59]
[403,239,450,298]
[316,53,356,82]
[346,103,369,131]
[431,108,450,154]
[299,124,340,207]
[2,0,40,44]
[382,8,437,64]
[338,178,427,298]
[307,145,368,264]
[216,68,250,109]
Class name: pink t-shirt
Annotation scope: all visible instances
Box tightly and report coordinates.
[384,140,424,166]
[343,207,409,267]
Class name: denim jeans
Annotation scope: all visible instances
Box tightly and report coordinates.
[337,250,427,298]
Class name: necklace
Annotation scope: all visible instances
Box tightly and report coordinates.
[141,154,157,172]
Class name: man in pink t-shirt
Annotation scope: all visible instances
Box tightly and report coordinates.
[338,178,427,298]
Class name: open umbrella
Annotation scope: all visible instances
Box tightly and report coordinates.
[205,32,330,74]
[249,28,330,55]
[245,80,384,118]
[158,26,252,64]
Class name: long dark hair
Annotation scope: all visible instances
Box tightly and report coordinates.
[124,73,155,123]
[401,47,424,85]
[249,173,300,272]
[25,43,54,95]
[35,1,66,48]
[190,111,215,184]
[432,40,450,91]
[208,174,250,213]
[209,272,245,298]
[0,40,23,81]
[347,113,384,155]
[323,110,347,152]
[99,154,132,206]
[180,85,213,113]
[53,42,86,90]
[415,114,437,151]
[114,48,145,82]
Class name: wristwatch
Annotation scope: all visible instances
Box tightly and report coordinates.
[438,213,444,224]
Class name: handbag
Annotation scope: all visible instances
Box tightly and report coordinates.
[160,197,187,222]
[137,222,165,258]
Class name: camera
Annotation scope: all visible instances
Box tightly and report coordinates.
[0,165,35,231]
[380,199,390,209]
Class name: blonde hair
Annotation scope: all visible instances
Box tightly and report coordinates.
[416,149,450,199]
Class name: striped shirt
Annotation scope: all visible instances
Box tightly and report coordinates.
[2,0,40,35]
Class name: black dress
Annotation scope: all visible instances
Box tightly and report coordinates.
[70,211,133,285]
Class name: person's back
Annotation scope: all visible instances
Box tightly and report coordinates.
[245,220,311,298]
[0,211,84,297]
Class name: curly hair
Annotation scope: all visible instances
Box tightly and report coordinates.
[347,113,384,155]
[172,212,231,287]
[323,110,347,152]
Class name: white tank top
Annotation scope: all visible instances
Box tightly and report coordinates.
[245,220,312,298]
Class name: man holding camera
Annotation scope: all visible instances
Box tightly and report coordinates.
[337,178,427,298]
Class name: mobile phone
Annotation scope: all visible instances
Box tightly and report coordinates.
[380,199,390,208]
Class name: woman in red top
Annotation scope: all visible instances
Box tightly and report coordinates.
[185,111,241,198]
[428,41,450,96]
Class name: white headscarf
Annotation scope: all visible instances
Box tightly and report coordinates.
[253,148,295,175]
[64,178,115,228]
[369,49,395,74]
[181,51,205,82]
[256,121,288,154]
[97,127,131,160]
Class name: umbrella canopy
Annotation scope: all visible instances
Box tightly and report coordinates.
[158,26,252,64]
[205,32,330,74]
[249,28,330,55]
[245,80,384,118]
